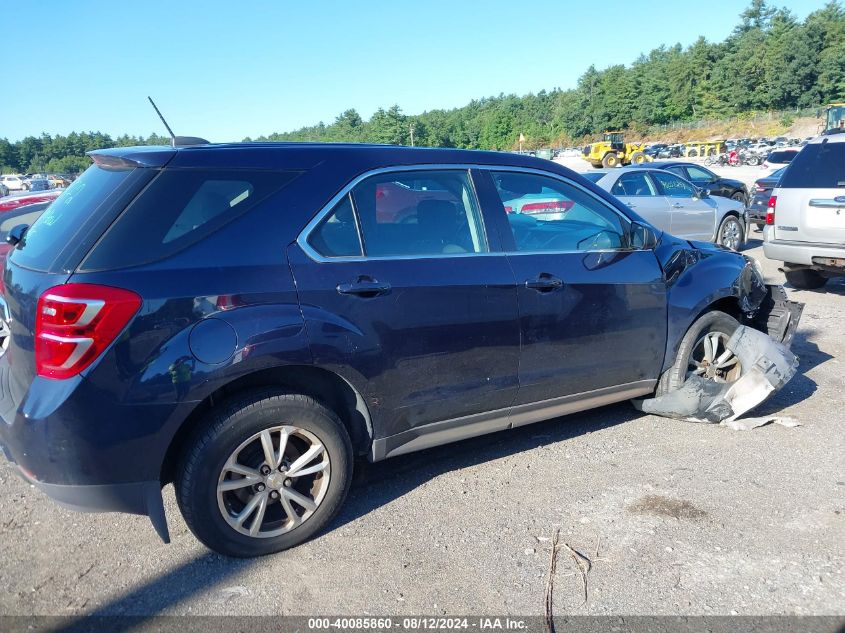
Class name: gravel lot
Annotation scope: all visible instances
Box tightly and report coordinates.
[0,159,843,617]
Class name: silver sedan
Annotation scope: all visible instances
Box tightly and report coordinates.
[583,167,747,250]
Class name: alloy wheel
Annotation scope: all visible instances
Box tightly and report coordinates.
[720,218,742,251]
[687,331,742,383]
[216,425,331,538]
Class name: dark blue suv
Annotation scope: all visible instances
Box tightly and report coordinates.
[0,143,798,557]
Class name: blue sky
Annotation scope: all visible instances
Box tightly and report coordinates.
[0,0,830,142]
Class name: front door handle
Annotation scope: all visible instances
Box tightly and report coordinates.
[525,273,563,292]
[337,276,391,298]
[671,202,684,209]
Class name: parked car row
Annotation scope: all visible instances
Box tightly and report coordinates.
[0,173,74,196]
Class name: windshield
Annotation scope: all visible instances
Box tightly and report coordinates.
[10,165,134,271]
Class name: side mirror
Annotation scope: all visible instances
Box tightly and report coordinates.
[696,187,710,199]
[6,223,29,247]
[631,221,658,250]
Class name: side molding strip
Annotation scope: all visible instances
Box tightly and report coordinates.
[369,380,656,461]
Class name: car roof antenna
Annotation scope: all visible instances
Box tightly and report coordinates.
[147,97,209,147]
[148,96,177,147]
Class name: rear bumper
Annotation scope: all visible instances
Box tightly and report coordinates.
[2,442,170,542]
[763,234,845,267]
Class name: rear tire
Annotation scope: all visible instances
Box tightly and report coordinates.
[730,191,746,206]
[784,268,828,290]
[176,390,353,557]
[630,151,646,164]
[657,311,742,396]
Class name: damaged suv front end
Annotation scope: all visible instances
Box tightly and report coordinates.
[643,234,804,423]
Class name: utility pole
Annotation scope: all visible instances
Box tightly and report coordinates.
[409,122,415,147]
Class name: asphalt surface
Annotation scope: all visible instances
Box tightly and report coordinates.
[0,161,843,617]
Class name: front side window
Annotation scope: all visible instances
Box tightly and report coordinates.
[611,172,657,197]
[651,171,697,198]
[351,170,487,257]
[491,171,627,252]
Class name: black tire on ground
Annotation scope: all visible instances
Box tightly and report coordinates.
[784,268,828,290]
[176,390,353,557]
[656,311,742,396]
[717,214,745,251]
[747,155,760,166]
[730,191,747,206]
[688,149,698,157]
[602,153,619,168]
[630,151,646,164]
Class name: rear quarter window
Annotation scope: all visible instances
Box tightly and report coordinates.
[80,169,299,271]
[778,142,845,189]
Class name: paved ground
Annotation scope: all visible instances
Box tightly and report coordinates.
[0,164,843,617]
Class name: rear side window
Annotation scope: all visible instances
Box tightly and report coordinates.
[11,166,133,271]
[779,142,845,189]
[80,169,299,271]
[351,170,487,257]
[611,172,656,196]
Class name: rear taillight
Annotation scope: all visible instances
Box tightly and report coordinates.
[766,196,776,226]
[521,200,574,214]
[755,182,765,193]
[36,284,141,379]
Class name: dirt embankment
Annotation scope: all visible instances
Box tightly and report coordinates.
[631,116,822,144]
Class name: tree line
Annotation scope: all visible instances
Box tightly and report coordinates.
[2,0,843,174]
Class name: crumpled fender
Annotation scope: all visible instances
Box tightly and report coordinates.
[634,326,798,423]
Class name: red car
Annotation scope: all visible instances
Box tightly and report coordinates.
[0,190,60,213]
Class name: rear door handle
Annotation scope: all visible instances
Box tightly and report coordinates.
[337,277,391,297]
[671,202,684,209]
[525,273,563,292]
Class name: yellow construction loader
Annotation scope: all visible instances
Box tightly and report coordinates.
[823,103,845,133]
[581,132,650,168]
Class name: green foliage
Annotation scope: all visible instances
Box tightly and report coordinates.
[0,131,172,174]
[4,1,845,165]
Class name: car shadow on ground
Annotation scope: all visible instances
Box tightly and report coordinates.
[335,402,644,531]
